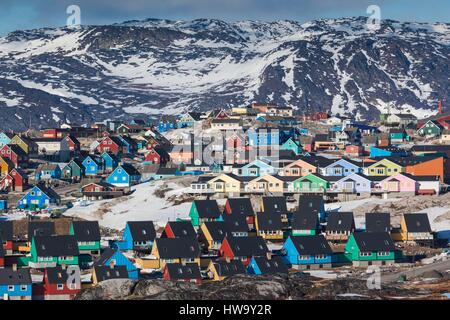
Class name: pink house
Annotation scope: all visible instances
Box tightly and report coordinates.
[380,173,418,193]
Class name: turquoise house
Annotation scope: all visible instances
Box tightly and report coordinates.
[282,235,333,268]
[239,160,276,177]
[94,248,139,279]
[106,163,141,187]
[82,155,102,176]
[280,138,302,155]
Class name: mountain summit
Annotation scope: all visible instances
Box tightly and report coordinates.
[0,17,449,130]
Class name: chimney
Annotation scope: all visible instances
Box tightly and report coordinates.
[438,100,443,115]
[12,264,17,271]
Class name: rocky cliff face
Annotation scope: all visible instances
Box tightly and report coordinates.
[75,274,416,300]
[1,17,449,130]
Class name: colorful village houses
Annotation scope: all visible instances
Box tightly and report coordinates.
[29,235,79,268]
[199,221,231,253]
[0,156,14,175]
[113,221,156,252]
[17,185,60,210]
[94,248,139,279]
[151,237,201,269]
[163,263,202,284]
[0,144,28,168]
[62,158,85,181]
[392,213,433,243]
[82,155,102,176]
[0,168,27,192]
[365,212,391,233]
[247,255,289,275]
[33,266,81,300]
[69,221,101,257]
[96,136,123,155]
[325,212,355,242]
[282,235,333,270]
[92,265,129,286]
[10,134,38,155]
[219,236,269,266]
[189,199,221,228]
[290,210,320,237]
[206,259,246,281]
[222,214,251,237]
[0,268,32,300]
[344,232,396,267]
[223,197,255,229]
[106,163,141,188]
[35,163,61,181]
[255,211,284,240]
[161,221,197,239]
[101,152,119,173]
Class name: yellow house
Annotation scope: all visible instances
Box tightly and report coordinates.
[254,212,284,240]
[151,238,201,269]
[364,158,403,176]
[208,174,242,193]
[91,265,129,286]
[231,107,249,115]
[199,221,229,251]
[245,175,284,193]
[206,259,246,281]
[0,156,14,175]
[391,213,433,242]
[10,135,37,154]
[280,159,316,177]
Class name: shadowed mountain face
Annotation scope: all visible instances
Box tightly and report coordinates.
[0,17,449,130]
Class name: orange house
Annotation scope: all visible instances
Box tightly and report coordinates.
[404,157,445,182]
[0,156,14,175]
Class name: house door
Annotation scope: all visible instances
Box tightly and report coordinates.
[344,181,354,192]
[388,181,399,192]
[302,181,310,191]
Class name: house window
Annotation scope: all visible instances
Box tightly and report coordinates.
[57,284,64,290]
[8,285,14,291]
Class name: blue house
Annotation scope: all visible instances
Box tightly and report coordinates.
[0,268,32,300]
[319,159,361,177]
[247,256,288,275]
[111,221,156,252]
[17,185,60,210]
[370,146,408,158]
[101,152,119,173]
[117,135,137,155]
[34,163,62,181]
[280,138,302,155]
[239,160,276,177]
[0,132,12,147]
[94,248,139,279]
[248,128,281,147]
[177,112,202,128]
[82,155,102,176]
[158,115,178,133]
[282,235,333,268]
[106,163,141,187]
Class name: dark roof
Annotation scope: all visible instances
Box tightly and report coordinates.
[35,184,61,201]
[33,235,79,256]
[226,236,268,257]
[251,256,288,274]
[0,221,13,241]
[326,212,355,232]
[365,213,391,233]
[212,259,246,277]
[411,144,450,152]
[291,210,318,230]
[262,196,287,214]
[226,198,254,217]
[403,213,432,233]
[120,163,141,176]
[71,221,100,242]
[155,167,178,175]
[289,235,333,255]
[0,239,4,257]
[165,263,201,280]
[0,268,31,285]
[127,221,156,242]
[155,238,200,259]
[256,212,283,231]
[352,232,395,252]
[94,248,118,266]
[45,266,75,284]
[297,195,324,216]
[94,265,128,282]
[223,214,250,233]
[193,200,221,219]
[28,221,55,239]
[203,221,231,241]
[164,221,197,238]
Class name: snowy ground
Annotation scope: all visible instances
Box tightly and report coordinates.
[63,180,193,230]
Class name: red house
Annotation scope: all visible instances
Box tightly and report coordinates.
[219,236,269,266]
[33,266,81,300]
[0,221,13,255]
[41,128,64,139]
[1,168,28,192]
[96,136,122,155]
[0,144,28,168]
[144,147,170,165]
[65,135,80,152]
[163,263,202,284]
[161,221,197,239]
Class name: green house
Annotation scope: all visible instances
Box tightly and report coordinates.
[280,138,302,155]
[345,232,396,267]
[69,221,101,255]
[292,174,329,192]
[189,199,221,227]
[30,235,80,267]
[416,120,442,137]
[62,159,84,181]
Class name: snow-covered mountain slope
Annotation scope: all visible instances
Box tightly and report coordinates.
[0,17,449,130]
